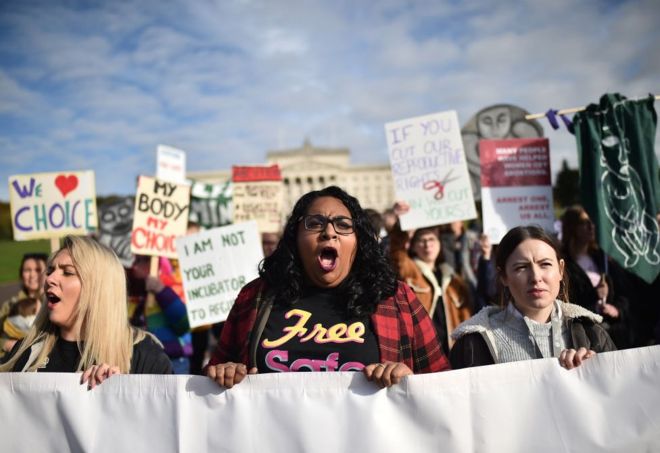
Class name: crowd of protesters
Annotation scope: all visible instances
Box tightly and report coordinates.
[1,186,658,388]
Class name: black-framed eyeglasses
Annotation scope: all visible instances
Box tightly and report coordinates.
[299,214,355,235]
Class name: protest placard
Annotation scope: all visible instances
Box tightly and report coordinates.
[385,110,477,230]
[480,138,554,242]
[8,171,97,241]
[175,221,262,327]
[232,165,283,233]
[130,176,191,259]
[188,180,233,228]
[156,145,187,185]
[96,197,135,267]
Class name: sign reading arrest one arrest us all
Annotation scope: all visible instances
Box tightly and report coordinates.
[8,171,97,241]
[175,221,263,328]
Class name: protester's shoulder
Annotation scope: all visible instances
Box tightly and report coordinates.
[561,302,603,323]
[388,280,416,306]
[450,332,495,369]
[0,291,26,320]
[131,334,173,374]
[229,277,265,308]
[236,277,265,298]
[451,305,502,340]
[0,339,26,367]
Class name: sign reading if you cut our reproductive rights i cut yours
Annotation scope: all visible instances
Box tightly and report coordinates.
[385,110,477,231]
[8,171,97,241]
[176,221,263,328]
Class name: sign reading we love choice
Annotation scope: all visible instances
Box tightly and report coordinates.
[8,171,98,241]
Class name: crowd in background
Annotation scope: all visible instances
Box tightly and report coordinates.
[1,188,659,383]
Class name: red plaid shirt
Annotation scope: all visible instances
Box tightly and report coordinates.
[208,279,450,374]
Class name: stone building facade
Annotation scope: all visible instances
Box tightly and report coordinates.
[188,140,395,215]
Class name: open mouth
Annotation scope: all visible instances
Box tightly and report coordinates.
[46,293,61,305]
[318,247,338,272]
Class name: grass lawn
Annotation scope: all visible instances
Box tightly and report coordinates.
[0,239,52,284]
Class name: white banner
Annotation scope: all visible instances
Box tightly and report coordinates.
[1,346,659,453]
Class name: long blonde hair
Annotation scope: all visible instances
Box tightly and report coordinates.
[0,235,146,373]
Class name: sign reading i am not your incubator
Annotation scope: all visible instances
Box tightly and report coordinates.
[176,221,263,328]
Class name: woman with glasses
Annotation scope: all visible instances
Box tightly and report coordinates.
[206,186,449,388]
[388,202,473,356]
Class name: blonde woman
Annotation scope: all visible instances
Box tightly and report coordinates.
[0,236,171,387]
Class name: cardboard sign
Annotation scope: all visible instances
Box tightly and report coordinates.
[156,145,187,185]
[96,196,135,267]
[480,138,554,242]
[130,176,191,258]
[232,165,283,233]
[8,171,97,241]
[385,111,477,230]
[175,222,263,327]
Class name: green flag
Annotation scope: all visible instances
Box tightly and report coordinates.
[188,180,233,229]
[574,93,660,284]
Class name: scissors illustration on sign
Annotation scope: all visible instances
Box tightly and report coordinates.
[423,169,460,200]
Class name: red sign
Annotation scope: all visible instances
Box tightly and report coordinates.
[232,165,282,182]
[479,138,551,188]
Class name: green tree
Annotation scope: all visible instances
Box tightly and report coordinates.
[0,202,12,240]
[553,159,580,207]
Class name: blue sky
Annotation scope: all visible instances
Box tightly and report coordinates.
[1,0,659,201]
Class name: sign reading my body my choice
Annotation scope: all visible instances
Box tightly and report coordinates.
[9,171,97,240]
[176,222,263,328]
[131,176,190,259]
[385,110,477,231]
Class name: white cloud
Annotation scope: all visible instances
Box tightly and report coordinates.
[1,0,659,202]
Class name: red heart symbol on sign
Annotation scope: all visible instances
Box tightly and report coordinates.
[55,174,79,197]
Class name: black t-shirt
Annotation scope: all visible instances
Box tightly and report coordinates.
[256,287,379,373]
[6,335,173,374]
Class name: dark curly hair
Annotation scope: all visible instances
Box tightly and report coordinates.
[259,186,398,317]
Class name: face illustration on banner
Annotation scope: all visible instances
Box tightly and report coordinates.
[477,106,512,139]
[461,104,544,200]
[599,126,660,267]
[97,197,134,266]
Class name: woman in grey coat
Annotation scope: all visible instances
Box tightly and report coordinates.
[450,225,616,370]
